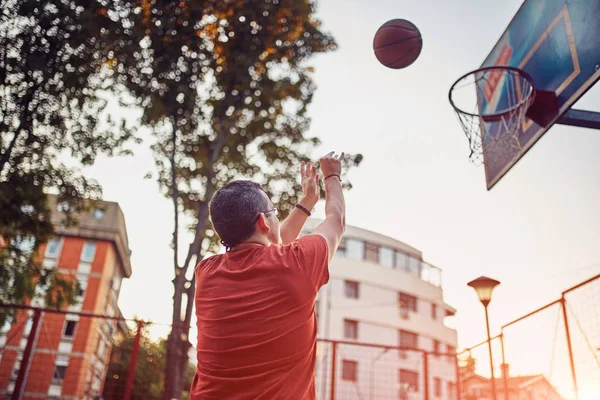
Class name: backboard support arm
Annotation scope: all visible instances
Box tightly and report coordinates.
[556,109,600,130]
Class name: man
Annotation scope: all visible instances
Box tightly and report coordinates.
[190,151,346,399]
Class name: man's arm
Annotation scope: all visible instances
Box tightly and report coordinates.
[313,152,346,261]
[280,196,317,245]
[280,161,320,245]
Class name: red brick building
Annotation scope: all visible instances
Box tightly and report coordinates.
[0,195,132,399]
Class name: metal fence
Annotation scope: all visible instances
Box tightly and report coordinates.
[458,273,600,400]
[315,339,459,400]
[1,304,460,400]
[0,304,167,400]
[5,272,598,400]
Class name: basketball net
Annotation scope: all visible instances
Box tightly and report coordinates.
[449,67,535,166]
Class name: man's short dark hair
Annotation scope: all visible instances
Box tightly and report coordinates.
[209,180,271,249]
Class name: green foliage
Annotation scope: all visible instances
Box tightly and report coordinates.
[0,0,138,318]
[103,326,194,400]
[0,171,81,326]
[112,0,362,253]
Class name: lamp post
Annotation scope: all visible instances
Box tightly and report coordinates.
[467,276,500,400]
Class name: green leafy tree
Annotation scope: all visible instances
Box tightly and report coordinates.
[0,0,138,323]
[110,0,362,397]
[103,325,195,400]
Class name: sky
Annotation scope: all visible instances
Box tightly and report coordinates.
[81,0,600,395]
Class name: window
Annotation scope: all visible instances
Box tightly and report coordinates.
[111,272,122,292]
[447,345,456,362]
[45,238,61,258]
[77,276,89,299]
[447,382,457,400]
[379,247,394,268]
[408,256,421,276]
[52,365,67,383]
[399,369,419,392]
[344,280,359,299]
[431,303,437,320]
[396,251,409,270]
[346,239,364,260]
[434,377,442,397]
[364,242,379,262]
[81,242,96,263]
[398,292,417,312]
[342,360,358,382]
[93,208,105,220]
[336,238,347,257]
[63,320,77,338]
[344,319,358,340]
[399,330,418,348]
[97,337,108,358]
[433,340,440,356]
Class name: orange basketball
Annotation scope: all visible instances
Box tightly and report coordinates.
[373,19,422,69]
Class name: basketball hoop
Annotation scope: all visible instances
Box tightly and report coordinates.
[448,66,535,165]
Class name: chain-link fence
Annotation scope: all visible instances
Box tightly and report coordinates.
[315,339,458,400]
[0,304,181,400]
[1,305,459,400]
[459,273,600,400]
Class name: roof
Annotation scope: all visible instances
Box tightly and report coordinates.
[464,374,563,396]
[495,375,543,388]
[47,194,132,278]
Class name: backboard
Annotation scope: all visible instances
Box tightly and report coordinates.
[478,0,600,189]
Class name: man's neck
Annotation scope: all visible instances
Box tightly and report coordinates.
[230,239,270,252]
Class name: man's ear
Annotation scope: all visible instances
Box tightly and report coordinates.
[255,214,271,234]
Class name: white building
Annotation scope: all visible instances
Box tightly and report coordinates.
[302,219,458,400]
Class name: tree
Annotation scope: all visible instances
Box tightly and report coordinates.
[0,0,138,324]
[102,324,194,400]
[109,0,362,397]
[458,352,477,376]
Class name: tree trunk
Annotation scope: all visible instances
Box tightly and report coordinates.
[163,125,230,400]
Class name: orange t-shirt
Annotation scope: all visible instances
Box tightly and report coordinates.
[190,234,329,400]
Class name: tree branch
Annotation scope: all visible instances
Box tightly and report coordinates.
[180,123,230,273]
[170,125,179,273]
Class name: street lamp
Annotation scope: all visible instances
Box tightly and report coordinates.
[467,276,500,400]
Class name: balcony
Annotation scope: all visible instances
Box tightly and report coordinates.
[334,237,443,288]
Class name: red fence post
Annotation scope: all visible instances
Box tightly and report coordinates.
[455,352,461,400]
[11,308,42,400]
[561,296,579,399]
[123,320,144,400]
[423,351,429,400]
[330,341,337,400]
[499,333,509,400]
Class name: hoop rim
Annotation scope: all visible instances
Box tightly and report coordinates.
[448,65,536,120]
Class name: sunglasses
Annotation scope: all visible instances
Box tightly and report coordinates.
[252,208,278,225]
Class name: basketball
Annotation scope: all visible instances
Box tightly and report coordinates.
[373,19,422,69]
